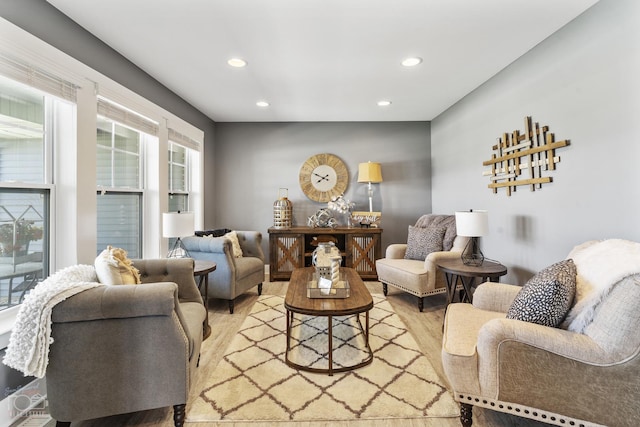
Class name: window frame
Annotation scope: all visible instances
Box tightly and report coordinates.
[0,76,59,314]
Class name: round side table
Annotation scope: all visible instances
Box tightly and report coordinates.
[194,260,216,340]
[436,258,507,308]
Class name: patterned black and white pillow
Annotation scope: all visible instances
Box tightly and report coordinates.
[506,259,577,327]
[404,225,446,261]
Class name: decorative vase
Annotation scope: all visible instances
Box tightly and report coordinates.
[312,242,341,279]
[312,242,340,266]
[273,188,293,228]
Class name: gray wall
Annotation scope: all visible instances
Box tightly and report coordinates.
[431,0,640,284]
[0,0,218,226]
[213,122,432,255]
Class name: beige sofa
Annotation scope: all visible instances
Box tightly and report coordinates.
[46,258,206,427]
[441,239,640,426]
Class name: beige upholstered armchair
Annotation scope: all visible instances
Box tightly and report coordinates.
[182,230,265,313]
[442,239,640,427]
[46,258,206,427]
[376,214,469,311]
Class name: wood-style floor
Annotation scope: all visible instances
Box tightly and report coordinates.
[49,281,549,427]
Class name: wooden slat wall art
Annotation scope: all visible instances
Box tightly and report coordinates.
[482,116,570,196]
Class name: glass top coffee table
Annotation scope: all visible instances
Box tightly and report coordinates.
[284,267,374,376]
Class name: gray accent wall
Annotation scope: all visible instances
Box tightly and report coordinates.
[431,0,640,284]
[213,122,432,255]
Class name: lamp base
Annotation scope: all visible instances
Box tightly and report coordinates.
[461,237,484,266]
[167,237,192,258]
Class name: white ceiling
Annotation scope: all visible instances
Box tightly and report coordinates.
[47,0,599,123]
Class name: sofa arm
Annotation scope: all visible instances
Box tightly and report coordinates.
[478,317,613,367]
[424,249,461,270]
[236,230,265,261]
[385,243,407,259]
[472,282,521,312]
[51,282,178,323]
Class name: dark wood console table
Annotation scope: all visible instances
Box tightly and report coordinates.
[268,226,382,281]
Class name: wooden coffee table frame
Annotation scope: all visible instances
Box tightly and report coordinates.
[284,267,374,376]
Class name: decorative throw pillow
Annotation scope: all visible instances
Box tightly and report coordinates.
[95,245,141,285]
[506,259,577,327]
[404,225,446,261]
[224,230,243,258]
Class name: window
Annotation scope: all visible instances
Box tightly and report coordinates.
[0,76,51,310]
[168,141,189,212]
[96,117,143,258]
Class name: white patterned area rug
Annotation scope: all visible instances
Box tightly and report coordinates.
[186,294,458,422]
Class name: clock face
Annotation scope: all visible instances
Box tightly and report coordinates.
[311,165,337,192]
[299,153,349,202]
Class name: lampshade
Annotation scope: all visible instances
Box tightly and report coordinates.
[455,210,488,237]
[357,161,383,183]
[162,212,194,238]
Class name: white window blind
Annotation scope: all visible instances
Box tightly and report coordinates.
[0,53,77,103]
[97,96,159,136]
[168,127,200,151]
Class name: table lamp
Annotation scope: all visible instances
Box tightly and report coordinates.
[454,209,489,266]
[162,211,194,258]
[357,161,383,212]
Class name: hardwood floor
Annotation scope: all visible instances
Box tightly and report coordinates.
[48,281,549,427]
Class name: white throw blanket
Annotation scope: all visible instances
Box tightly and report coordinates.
[3,264,103,378]
[562,239,640,333]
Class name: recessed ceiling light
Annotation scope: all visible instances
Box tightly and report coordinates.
[227,58,247,68]
[256,101,270,107]
[377,100,392,107]
[401,57,422,67]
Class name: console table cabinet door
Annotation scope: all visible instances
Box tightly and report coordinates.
[269,233,304,281]
[268,227,382,281]
[347,233,381,280]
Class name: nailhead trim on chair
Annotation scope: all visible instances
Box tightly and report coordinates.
[455,393,605,427]
[379,280,449,298]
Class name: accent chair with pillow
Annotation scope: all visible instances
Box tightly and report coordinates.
[3,256,206,427]
[376,214,469,311]
[441,239,640,427]
[182,230,265,313]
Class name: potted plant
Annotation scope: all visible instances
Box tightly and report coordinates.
[0,219,43,258]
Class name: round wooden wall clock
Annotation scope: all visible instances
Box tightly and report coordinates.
[299,153,349,202]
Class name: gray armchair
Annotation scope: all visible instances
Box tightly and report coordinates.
[182,231,265,313]
[47,258,206,427]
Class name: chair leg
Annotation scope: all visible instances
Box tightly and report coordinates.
[382,283,388,296]
[173,403,186,427]
[56,422,71,427]
[418,297,424,312]
[258,283,263,295]
[460,403,473,427]
[228,299,234,314]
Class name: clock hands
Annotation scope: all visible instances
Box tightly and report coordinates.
[313,172,330,183]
